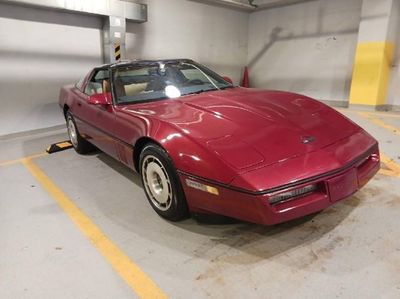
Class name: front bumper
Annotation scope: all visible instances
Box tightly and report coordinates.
[179,145,380,225]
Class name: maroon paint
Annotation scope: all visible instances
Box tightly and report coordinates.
[59,67,380,225]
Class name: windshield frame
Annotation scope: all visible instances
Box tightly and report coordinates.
[110,60,234,106]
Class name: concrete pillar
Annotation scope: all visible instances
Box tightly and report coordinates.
[349,0,398,108]
[103,16,126,64]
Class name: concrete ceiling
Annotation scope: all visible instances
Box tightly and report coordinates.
[189,0,315,11]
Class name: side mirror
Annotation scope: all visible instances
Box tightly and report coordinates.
[222,76,233,84]
[88,92,112,106]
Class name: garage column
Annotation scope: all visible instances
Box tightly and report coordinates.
[103,16,126,63]
[349,0,398,108]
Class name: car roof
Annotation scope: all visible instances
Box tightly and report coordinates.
[97,59,195,69]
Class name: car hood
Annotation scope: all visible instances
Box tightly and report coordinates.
[122,88,360,171]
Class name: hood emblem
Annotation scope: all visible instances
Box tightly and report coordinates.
[301,136,316,144]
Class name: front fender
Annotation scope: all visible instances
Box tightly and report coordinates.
[151,123,238,185]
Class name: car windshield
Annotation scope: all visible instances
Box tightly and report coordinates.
[112,61,233,104]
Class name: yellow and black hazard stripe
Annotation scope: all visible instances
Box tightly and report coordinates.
[115,43,121,61]
[46,141,73,154]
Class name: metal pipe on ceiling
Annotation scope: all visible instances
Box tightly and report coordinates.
[0,0,147,22]
[188,0,255,11]
[0,0,148,63]
[189,0,315,11]
[254,0,316,10]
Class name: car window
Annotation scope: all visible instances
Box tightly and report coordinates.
[180,69,218,85]
[84,69,110,96]
[113,62,233,105]
[75,77,85,91]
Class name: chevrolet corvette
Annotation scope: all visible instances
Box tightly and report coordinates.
[59,59,380,225]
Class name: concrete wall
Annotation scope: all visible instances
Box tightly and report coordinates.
[125,0,249,85]
[2,0,398,136]
[0,0,248,136]
[0,3,103,136]
[247,0,362,102]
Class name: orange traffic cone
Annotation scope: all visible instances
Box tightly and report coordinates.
[241,66,249,88]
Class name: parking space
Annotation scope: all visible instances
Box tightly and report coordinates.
[0,159,136,299]
[1,108,399,298]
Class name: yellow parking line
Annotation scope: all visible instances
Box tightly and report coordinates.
[356,112,400,177]
[22,158,168,299]
[379,169,395,176]
[380,153,400,177]
[368,111,400,118]
[358,112,400,135]
[336,108,400,118]
[0,152,48,167]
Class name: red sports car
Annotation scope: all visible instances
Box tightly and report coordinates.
[59,59,380,225]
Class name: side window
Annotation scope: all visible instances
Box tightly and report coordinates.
[181,68,216,85]
[84,69,110,96]
[181,69,204,81]
[75,77,85,91]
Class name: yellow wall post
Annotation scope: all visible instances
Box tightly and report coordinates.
[349,42,394,106]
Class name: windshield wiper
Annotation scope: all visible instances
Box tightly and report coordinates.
[219,85,235,90]
[188,88,218,95]
[118,96,168,105]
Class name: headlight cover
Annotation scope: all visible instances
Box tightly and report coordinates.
[268,184,317,205]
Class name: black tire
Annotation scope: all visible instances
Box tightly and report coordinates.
[66,111,95,154]
[139,143,189,221]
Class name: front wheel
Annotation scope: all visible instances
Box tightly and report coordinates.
[66,112,94,154]
[140,144,189,221]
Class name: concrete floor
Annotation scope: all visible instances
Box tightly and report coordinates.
[1,108,399,299]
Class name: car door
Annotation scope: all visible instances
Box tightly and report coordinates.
[110,65,151,169]
[73,68,118,158]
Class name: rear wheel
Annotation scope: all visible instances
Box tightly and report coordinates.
[140,143,189,221]
[66,112,94,154]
